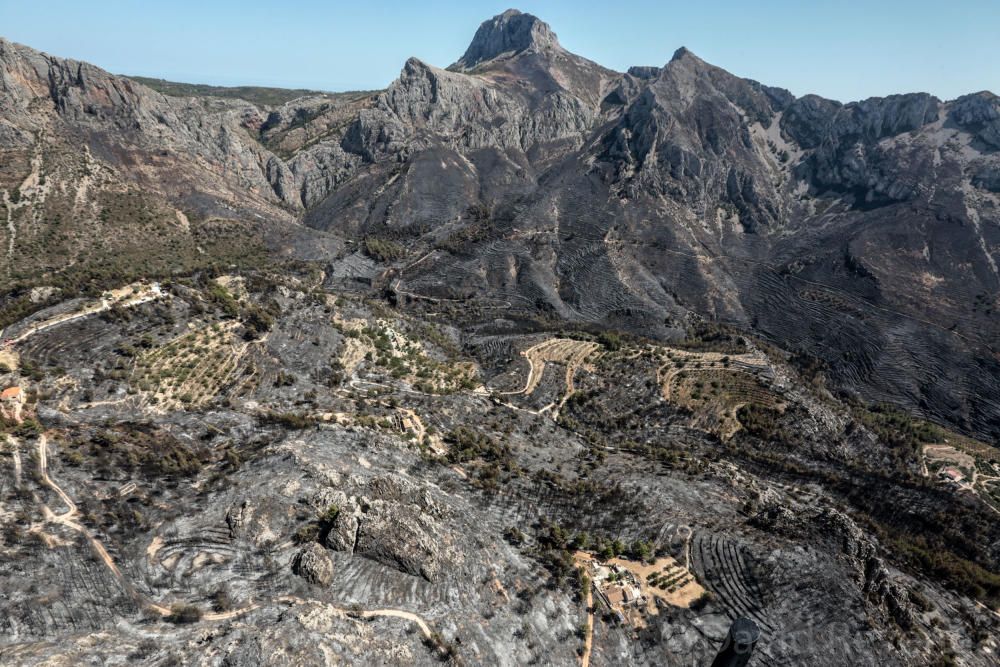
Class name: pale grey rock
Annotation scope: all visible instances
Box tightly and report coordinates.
[292,543,335,586]
[226,498,281,546]
[451,9,561,71]
[324,510,359,552]
[626,65,661,80]
[352,502,445,582]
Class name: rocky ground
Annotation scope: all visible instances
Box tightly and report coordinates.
[1,7,999,666]
[0,269,997,665]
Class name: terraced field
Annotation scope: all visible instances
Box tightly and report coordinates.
[335,318,477,394]
[691,533,793,667]
[486,337,603,421]
[498,338,599,398]
[131,321,250,410]
[1,282,163,346]
[149,526,236,579]
[656,348,782,439]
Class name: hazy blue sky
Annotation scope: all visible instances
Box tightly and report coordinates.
[1,1,997,101]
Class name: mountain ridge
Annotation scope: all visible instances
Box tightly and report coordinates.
[1,12,999,442]
[1,10,1000,667]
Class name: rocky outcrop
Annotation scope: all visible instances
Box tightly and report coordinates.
[754,501,916,630]
[352,505,444,582]
[598,49,786,230]
[972,163,1000,192]
[451,9,561,71]
[784,93,941,202]
[813,509,916,630]
[626,65,661,80]
[324,508,359,552]
[342,54,596,164]
[0,37,296,218]
[317,477,451,582]
[293,543,334,586]
[949,92,1000,149]
[226,498,282,546]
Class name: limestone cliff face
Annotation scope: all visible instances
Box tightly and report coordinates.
[0,37,290,218]
[451,8,562,71]
[949,91,1000,149]
[752,503,917,631]
[345,55,596,160]
[1,10,999,437]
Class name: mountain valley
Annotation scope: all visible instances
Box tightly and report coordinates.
[0,9,999,666]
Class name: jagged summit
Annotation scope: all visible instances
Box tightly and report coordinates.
[671,46,693,61]
[451,9,561,71]
[627,66,661,80]
[3,11,1000,667]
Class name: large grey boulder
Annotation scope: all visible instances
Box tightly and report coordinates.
[324,510,360,552]
[292,543,334,586]
[316,479,450,581]
[352,504,444,582]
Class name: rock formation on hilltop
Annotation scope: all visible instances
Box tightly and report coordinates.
[1,10,999,437]
[451,8,562,70]
[1,10,1000,667]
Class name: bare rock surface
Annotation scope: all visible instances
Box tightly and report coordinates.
[0,9,999,667]
[293,543,335,586]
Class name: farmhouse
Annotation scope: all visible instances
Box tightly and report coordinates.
[604,584,643,607]
[1,386,26,423]
[1,386,24,403]
[939,467,965,483]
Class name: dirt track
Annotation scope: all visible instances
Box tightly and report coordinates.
[2,282,164,346]
[499,339,598,396]
[25,431,442,632]
[581,584,594,667]
[494,339,600,422]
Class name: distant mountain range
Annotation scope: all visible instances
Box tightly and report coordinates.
[1,8,998,441]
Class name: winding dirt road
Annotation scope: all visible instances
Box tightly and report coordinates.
[1,282,163,347]
[361,608,433,639]
[24,430,441,637]
[495,339,600,421]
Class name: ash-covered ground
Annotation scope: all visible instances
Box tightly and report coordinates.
[0,268,998,666]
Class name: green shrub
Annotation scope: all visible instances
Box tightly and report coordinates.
[362,236,406,262]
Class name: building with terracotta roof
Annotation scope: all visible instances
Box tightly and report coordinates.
[1,385,25,423]
[1,386,24,403]
[939,467,965,483]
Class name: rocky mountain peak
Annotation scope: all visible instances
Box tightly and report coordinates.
[665,46,713,74]
[451,9,561,71]
[671,46,695,62]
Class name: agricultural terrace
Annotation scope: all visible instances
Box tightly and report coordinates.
[655,347,783,439]
[1,281,163,346]
[492,338,601,418]
[130,320,252,410]
[334,317,477,394]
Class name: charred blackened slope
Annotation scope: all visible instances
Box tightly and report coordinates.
[302,10,617,239]
[299,11,1000,437]
[2,9,999,438]
[596,47,794,237]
